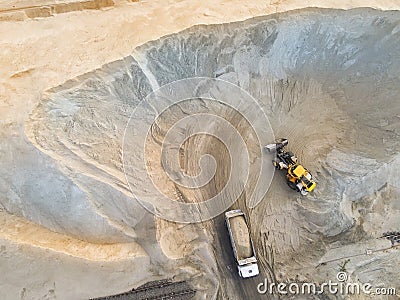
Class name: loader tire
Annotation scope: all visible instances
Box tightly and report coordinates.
[272,160,280,170]
[287,181,298,191]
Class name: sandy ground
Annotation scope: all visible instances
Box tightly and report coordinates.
[1,0,400,299]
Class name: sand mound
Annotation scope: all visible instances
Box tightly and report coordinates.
[26,7,400,241]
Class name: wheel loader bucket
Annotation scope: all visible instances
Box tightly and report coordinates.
[264,138,288,153]
[265,143,277,152]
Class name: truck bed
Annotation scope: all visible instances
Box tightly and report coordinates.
[228,214,253,260]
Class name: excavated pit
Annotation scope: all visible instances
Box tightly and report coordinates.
[6,7,400,299]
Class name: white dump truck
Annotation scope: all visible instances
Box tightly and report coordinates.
[225,209,259,278]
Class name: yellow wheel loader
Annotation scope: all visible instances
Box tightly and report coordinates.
[265,138,316,195]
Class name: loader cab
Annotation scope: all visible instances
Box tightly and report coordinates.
[288,164,306,179]
[288,165,316,193]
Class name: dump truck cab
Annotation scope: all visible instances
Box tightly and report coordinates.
[238,260,259,278]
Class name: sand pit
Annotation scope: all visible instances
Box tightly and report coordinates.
[1,2,400,299]
[24,7,400,297]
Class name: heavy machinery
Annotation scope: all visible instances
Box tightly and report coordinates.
[225,209,259,278]
[265,138,316,195]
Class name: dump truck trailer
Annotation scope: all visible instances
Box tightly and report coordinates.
[225,209,259,278]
